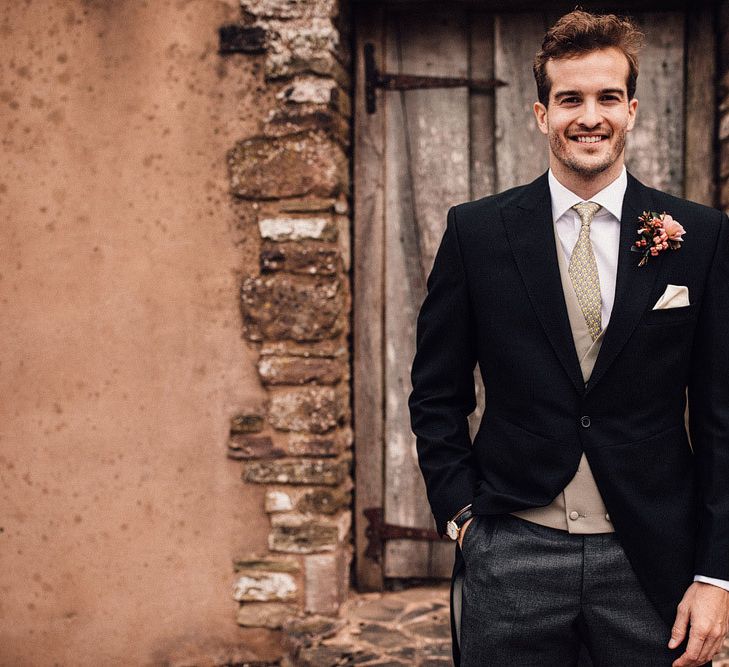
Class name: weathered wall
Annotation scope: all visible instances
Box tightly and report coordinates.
[0,1,283,664]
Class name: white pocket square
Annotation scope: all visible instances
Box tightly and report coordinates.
[652,284,690,310]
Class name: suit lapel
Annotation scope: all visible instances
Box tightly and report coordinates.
[501,172,585,394]
[501,170,663,396]
[585,172,663,393]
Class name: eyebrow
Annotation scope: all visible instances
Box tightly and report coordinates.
[554,88,626,99]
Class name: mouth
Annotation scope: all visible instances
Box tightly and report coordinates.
[569,134,609,144]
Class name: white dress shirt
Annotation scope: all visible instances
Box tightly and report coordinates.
[548,166,729,593]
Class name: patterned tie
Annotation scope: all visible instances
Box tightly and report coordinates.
[569,201,603,341]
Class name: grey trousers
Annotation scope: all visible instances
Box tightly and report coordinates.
[456,513,706,666]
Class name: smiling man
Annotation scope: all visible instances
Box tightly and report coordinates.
[409,10,729,667]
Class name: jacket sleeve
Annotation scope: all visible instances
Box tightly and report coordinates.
[408,205,479,536]
[688,210,729,579]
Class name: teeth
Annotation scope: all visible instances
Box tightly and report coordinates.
[575,136,604,143]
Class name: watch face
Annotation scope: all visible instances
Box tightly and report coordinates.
[446,521,458,541]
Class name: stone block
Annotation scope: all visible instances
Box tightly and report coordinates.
[260,242,340,276]
[265,486,351,515]
[265,19,347,83]
[243,457,348,485]
[242,0,339,20]
[270,508,349,537]
[269,522,339,553]
[261,339,346,358]
[263,106,349,146]
[276,75,338,105]
[267,386,345,432]
[304,552,347,614]
[233,571,297,602]
[265,489,296,512]
[228,434,285,459]
[285,428,351,456]
[218,24,267,54]
[258,216,336,241]
[297,487,350,515]
[230,412,265,434]
[236,601,298,629]
[228,131,347,200]
[240,275,344,342]
[257,354,346,385]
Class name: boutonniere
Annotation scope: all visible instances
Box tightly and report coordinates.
[630,211,685,267]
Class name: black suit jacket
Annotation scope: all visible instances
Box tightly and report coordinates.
[408,170,729,634]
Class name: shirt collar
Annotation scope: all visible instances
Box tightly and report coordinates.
[548,165,627,222]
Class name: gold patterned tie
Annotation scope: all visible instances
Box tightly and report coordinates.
[569,202,603,341]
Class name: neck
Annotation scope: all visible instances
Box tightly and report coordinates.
[549,158,624,200]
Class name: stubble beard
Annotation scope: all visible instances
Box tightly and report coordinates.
[549,127,627,178]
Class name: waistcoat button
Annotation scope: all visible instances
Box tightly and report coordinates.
[569,510,579,521]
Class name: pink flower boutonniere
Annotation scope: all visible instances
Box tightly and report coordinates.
[631,211,685,267]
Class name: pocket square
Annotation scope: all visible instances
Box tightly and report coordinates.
[652,284,690,310]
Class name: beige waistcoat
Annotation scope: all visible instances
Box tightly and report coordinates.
[510,222,614,533]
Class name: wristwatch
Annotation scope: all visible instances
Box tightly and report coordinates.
[446,504,474,541]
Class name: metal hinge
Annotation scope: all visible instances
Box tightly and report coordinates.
[363,507,442,562]
[364,43,508,114]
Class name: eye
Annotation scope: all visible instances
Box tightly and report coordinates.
[560,96,580,105]
[601,95,620,102]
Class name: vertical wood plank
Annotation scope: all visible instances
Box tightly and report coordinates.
[353,5,385,591]
[626,12,685,195]
[684,5,716,206]
[469,11,496,200]
[494,12,551,191]
[467,10,495,440]
[383,7,471,579]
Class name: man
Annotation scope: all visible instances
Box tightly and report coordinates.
[408,10,729,667]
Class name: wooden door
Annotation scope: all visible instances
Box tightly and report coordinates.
[353,4,716,588]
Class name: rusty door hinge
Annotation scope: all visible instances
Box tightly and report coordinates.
[364,43,508,114]
[363,507,442,562]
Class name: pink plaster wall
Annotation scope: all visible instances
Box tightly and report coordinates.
[0,1,278,664]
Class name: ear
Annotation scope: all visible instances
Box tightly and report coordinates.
[626,97,638,132]
[533,101,548,135]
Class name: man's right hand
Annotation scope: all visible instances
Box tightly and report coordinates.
[458,517,474,549]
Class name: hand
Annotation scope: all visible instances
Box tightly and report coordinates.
[670,581,729,666]
[457,517,474,549]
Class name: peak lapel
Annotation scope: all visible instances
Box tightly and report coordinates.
[501,172,585,394]
[585,172,663,393]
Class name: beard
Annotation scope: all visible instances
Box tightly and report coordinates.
[548,126,627,177]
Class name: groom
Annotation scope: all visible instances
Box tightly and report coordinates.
[408,10,729,667]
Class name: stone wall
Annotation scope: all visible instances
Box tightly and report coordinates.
[220,0,354,634]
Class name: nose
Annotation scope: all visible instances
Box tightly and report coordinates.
[578,100,602,128]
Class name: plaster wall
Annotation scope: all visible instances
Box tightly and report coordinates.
[0,1,277,664]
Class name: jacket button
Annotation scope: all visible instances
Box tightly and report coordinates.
[569,510,579,521]
[605,513,611,522]
[580,415,591,428]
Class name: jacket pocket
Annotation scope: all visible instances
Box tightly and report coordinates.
[642,301,699,326]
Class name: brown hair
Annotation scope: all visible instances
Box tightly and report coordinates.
[533,9,644,106]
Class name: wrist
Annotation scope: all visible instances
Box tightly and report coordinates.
[446,504,474,541]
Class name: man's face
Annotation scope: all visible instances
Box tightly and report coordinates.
[533,47,638,179]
